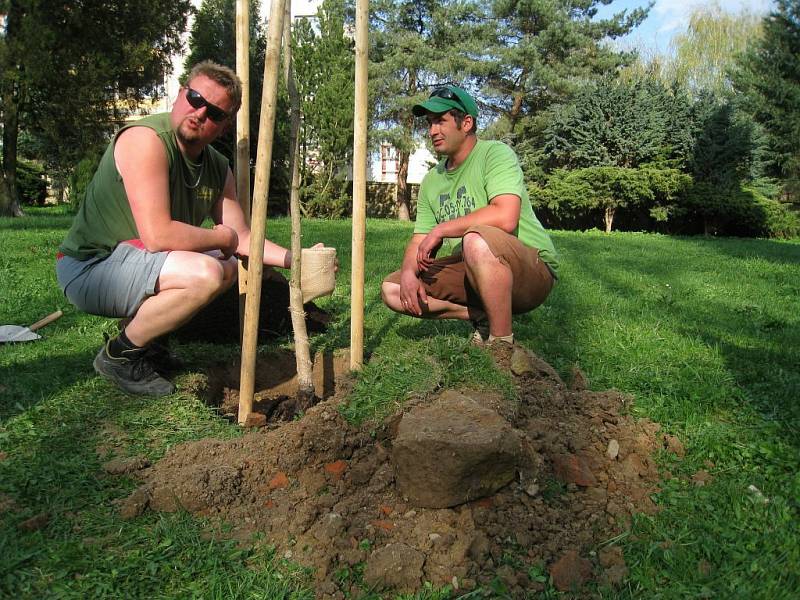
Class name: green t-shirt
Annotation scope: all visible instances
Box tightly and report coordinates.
[414,140,559,274]
[60,113,230,260]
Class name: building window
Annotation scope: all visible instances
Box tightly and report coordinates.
[380,143,398,181]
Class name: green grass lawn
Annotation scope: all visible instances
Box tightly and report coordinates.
[1,206,799,598]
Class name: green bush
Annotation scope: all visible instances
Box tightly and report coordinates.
[68,152,102,211]
[752,191,800,239]
[679,183,800,238]
[16,159,48,205]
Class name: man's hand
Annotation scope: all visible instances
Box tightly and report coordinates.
[213,224,239,259]
[416,229,443,272]
[399,269,428,316]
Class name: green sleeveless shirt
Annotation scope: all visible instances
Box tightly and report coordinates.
[59,113,230,260]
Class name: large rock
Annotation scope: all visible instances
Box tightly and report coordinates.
[391,390,532,508]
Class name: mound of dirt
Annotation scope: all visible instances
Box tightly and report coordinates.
[118,347,678,598]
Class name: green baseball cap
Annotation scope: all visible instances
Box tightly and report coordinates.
[412,85,479,118]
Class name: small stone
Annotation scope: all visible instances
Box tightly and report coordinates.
[428,533,442,543]
[662,434,685,457]
[747,484,769,504]
[324,460,348,481]
[403,510,417,519]
[284,549,293,559]
[102,456,151,475]
[370,519,394,532]
[119,486,150,520]
[606,439,620,460]
[568,366,589,391]
[363,543,425,592]
[451,576,459,590]
[511,347,534,375]
[243,413,267,428]
[549,550,593,592]
[552,453,597,487]
[525,483,540,497]
[269,471,290,489]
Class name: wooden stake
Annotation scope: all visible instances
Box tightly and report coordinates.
[350,0,368,371]
[238,0,287,425]
[235,0,251,338]
[283,1,314,401]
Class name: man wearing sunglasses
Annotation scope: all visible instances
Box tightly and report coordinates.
[381,85,559,348]
[57,61,315,396]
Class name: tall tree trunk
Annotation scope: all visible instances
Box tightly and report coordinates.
[1,0,24,217]
[396,146,411,221]
[283,6,314,406]
[395,68,416,222]
[1,100,24,217]
[0,174,22,217]
[604,207,615,233]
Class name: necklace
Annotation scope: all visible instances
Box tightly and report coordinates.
[181,153,204,190]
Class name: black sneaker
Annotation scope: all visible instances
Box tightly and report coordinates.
[93,342,175,397]
[146,340,184,376]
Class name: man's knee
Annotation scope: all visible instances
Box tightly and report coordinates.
[463,232,498,267]
[187,256,228,300]
[381,280,400,309]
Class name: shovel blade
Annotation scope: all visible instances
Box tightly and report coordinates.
[0,325,41,343]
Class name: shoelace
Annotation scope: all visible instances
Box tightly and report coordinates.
[130,355,158,382]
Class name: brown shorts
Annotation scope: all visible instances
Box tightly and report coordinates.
[383,225,554,318]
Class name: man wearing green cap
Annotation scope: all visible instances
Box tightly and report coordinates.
[381,85,559,346]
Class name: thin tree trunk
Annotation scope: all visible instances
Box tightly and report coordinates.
[507,89,524,134]
[395,69,416,222]
[396,146,411,221]
[507,67,527,134]
[283,4,314,406]
[604,207,615,233]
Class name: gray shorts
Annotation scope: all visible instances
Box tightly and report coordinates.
[56,242,169,318]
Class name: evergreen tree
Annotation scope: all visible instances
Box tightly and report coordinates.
[543,76,694,171]
[480,0,649,136]
[369,0,484,220]
[732,0,800,198]
[0,0,192,217]
[292,0,355,216]
[183,0,291,208]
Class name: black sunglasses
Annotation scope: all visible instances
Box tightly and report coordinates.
[185,87,230,123]
[430,86,466,112]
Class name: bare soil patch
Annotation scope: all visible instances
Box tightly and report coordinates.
[118,347,677,598]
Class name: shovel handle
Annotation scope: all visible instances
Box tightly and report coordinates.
[29,310,63,332]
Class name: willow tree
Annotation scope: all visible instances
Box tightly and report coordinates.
[666,3,763,97]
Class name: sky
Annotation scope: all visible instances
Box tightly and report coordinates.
[594,0,775,55]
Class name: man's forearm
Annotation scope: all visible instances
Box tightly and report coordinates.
[401,236,424,276]
[140,220,230,254]
[235,231,290,268]
[431,202,518,239]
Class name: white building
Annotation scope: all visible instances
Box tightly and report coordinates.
[369,143,436,185]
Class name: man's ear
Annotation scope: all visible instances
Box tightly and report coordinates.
[465,114,476,135]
